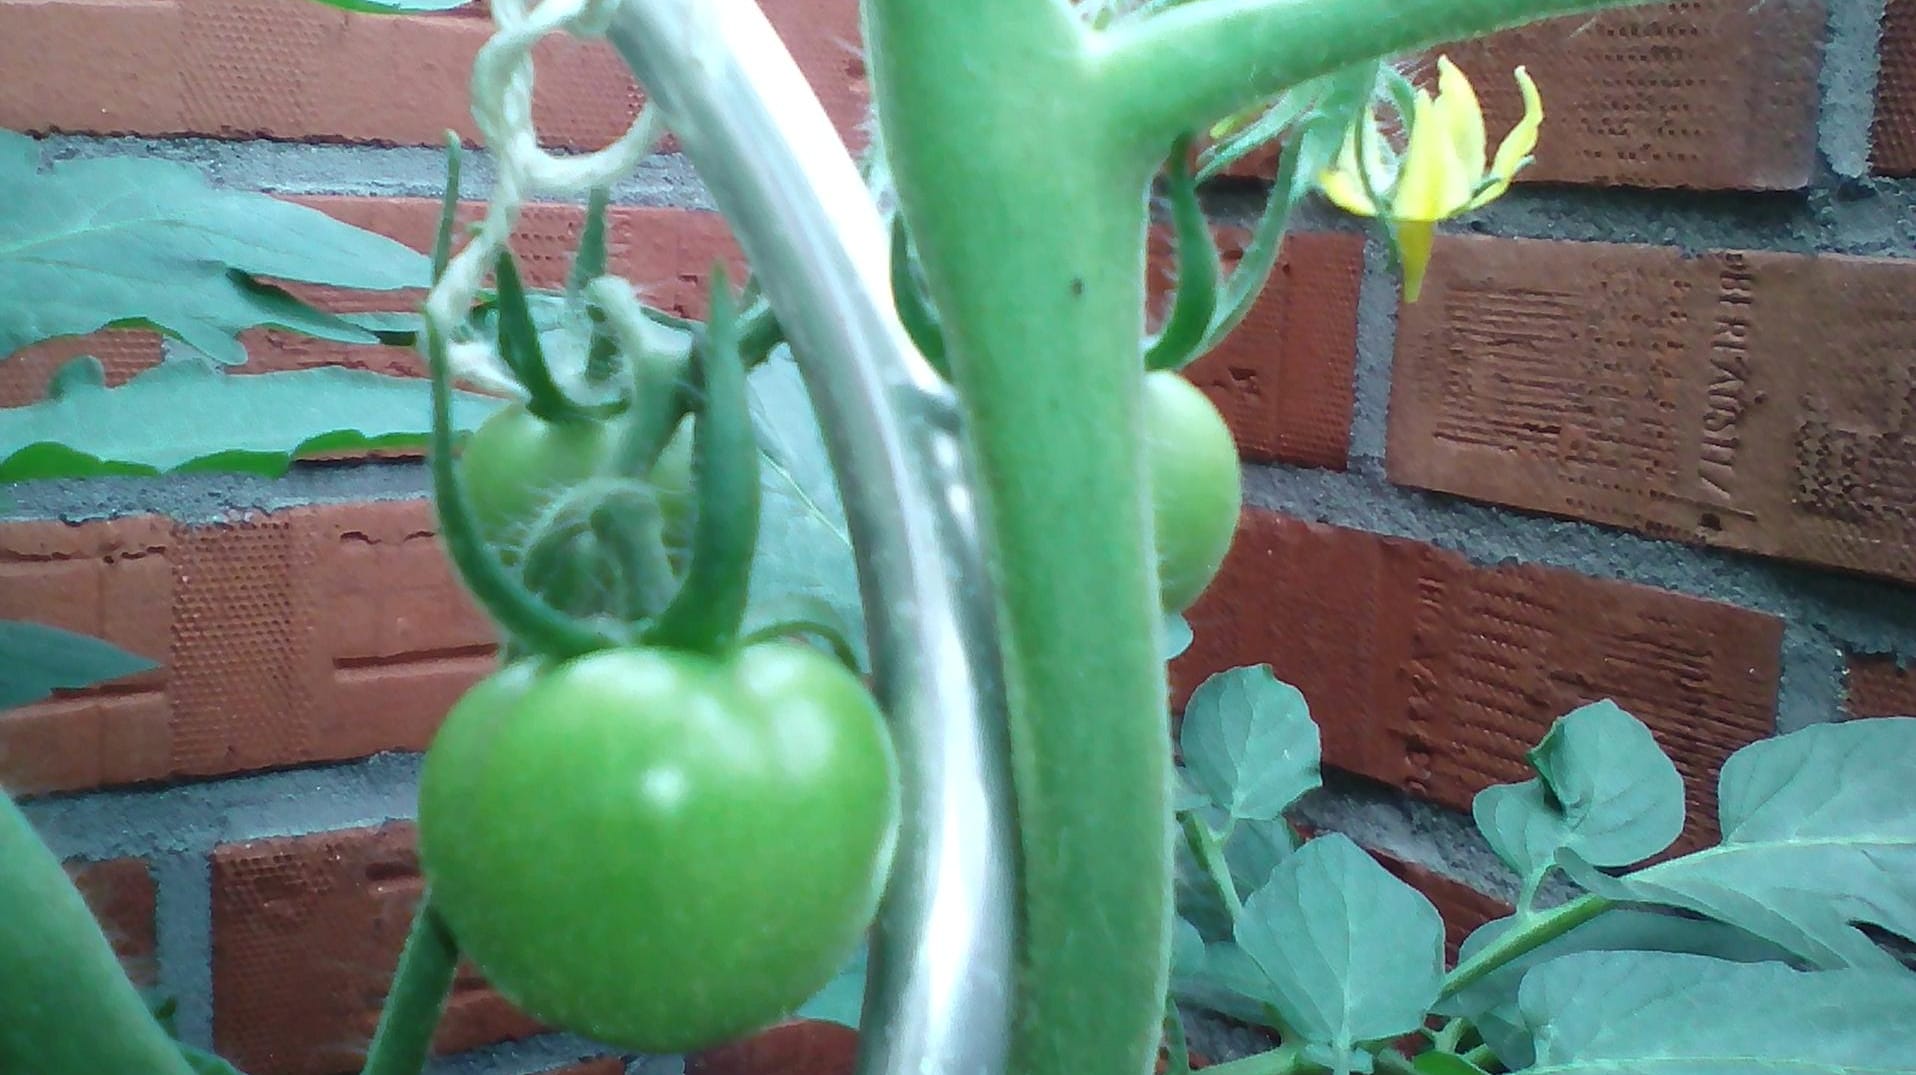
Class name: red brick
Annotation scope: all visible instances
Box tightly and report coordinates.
[0,501,497,794]
[1172,510,1783,850]
[211,822,539,1075]
[1368,849,1512,962]
[1847,655,1916,718]
[689,1021,860,1075]
[0,0,867,154]
[0,199,742,407]
[1210,3,1822,191]
[66,857,159,987]
[1876,0,1916,175]
[1389,236,1916,587]
[1147,229,1364,469]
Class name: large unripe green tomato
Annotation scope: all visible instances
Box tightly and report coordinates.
[458,404,616,555]
[417,643,899,1055]
[1144,371,1241,612]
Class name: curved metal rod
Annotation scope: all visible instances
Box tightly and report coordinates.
[602,6,1018,1075]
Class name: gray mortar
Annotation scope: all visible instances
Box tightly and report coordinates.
[1819,0,1890,179]
[33,134,714,210]
[21,751,424,861]
[153,851,217,1048]
[0,460,432,525]
[423,1033,613,1075]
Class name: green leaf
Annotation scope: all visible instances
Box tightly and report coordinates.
[48,355,105,397]
[1563,718,1916,970]
[1163,611,1193,661]
[1170,939,1284,1029]
[1438,909,1801,1069]
[1171,916,1207,980]
[1472,700,1685,891]
[795,946,867,1029]
[0,359,504,481]
[745,349,866,667]
[0,130,428,362]
[1179,666,1320,821]
[0,620,156,709]
[1412,1054,1488,1075]
[1518,951,1916,1074]
[1223,815,1300,895]
[1235,834,1445,1073]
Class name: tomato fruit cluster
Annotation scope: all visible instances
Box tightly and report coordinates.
[1144,371,1241,613]
[418,641,899,1054]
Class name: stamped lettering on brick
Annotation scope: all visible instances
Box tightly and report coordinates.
[1391,237,1916,585]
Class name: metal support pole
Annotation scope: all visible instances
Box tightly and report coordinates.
[603,5,1018,1075]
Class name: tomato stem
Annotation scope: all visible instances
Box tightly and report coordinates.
[426,321,624,659]
[641,269,760,654]
[359,899,458,1075]
[493,251,587,423]
[1142,135,1220,373]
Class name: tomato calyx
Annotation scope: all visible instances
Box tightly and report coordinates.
[427,262,766,663]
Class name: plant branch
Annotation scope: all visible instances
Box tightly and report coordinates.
[1195,1044,1313,1075]
[1090,0,1666,160]
[1181,811,1244,925]
[1439,893,1615,1000]
[360,899,459,1075]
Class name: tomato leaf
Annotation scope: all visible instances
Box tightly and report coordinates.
[1163,612,1194,660]
[1517,951,1916,1073]
[0,621,156,709]
[1234,834,1445,1074]
[1437,909,1801,1069]
[0,358,504,481]
[1561,718,1916,970]
[1179,666,1320,822]
[1472,700,1685,898]
[745,349,865,665]
[0,131,428,363]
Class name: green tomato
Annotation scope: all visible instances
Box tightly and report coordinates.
[1144,371,1241,613]
[458,403,616,555]
[417,643,899,1055]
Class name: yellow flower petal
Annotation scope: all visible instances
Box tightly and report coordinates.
[1469,66,1544,209]
[1316,110,1389,217]
[1390,90,1468,222]
[1433,56,1487,189]
[1395,219,1437,303]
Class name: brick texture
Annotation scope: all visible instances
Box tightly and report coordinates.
[0,199,742,406]
[1847,655,1916,718]
[1389,236,1916,587]
[1146,229,1365,470]
[1172,510,1783,850]
[1876,0,1916,175]
[0,0,867,153]
[1212,1,1823,191]
[0,501,495,795]
[211,821,538,1075]
[1432,0,1822,191]
[66,857,159,987]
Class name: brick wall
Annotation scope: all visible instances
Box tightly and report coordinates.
[3,0,1913,1072]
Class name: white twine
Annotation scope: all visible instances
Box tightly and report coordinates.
[423,0,666,394]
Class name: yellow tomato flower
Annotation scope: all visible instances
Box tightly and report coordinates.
[1317,57,1543,302]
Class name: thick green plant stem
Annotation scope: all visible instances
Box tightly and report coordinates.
[860,3,1657,1075]
[1092,0,1666,157]
[0,792,197,1075]
[862,5,1172,1075]
[360,899,459,1075]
